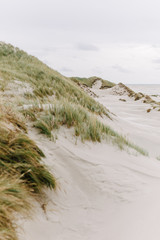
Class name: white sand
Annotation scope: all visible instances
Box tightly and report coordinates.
[92,80,102,89]
[19,87,160,240]
[93,87,160,158]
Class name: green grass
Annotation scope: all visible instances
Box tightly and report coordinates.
[0,99,56,239]
[0,104,27,132]
[0,42,148,156]
[0,42,109,117]
[0,127,56,193]
[34,116,54,138]
[22,100,148,156]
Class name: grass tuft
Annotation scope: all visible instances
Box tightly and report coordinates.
[34,115,54,138]
[0,174,31,240]
[0,98,56,238]
[0,128,55,193]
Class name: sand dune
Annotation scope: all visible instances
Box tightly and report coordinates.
[19,87,160,240]
[93,87,160,157]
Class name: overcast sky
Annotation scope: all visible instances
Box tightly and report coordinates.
[1,0,160,84]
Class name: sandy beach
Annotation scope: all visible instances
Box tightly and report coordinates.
[19,85,160,240]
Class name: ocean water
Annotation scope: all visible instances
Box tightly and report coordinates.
[127,84,160,96]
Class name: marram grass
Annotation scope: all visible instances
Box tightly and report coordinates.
[0,104,27,132]
[0,174,31,240]
[24,100,148,156]
[0,42,110,117]
[0,127,56,193]
[0,99,56,239]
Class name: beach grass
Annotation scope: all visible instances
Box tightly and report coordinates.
[0,99,56,239]
[0,174,31,240]
[0,126,56,193]
[22,100,148,156]
[0,42,109,117]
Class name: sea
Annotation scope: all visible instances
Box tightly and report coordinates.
[127,84,160,96]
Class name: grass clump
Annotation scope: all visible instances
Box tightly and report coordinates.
[0,127,56,193]
[0,99,56,239]
[34,116,54,138]
[0,174,31,240]
[21,104,44,121]
[26,100,147,156]
[0,104,27,132]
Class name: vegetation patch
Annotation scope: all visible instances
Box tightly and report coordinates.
[0,42,110,117]
[0,100,56,239]
[71,76,115,89]
[0,129,56,193]
[22,100,148,156]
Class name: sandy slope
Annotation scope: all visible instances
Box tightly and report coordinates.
[93,88,160,158]
[19,89,160,240]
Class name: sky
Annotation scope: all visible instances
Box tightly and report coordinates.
[1,0,160,84]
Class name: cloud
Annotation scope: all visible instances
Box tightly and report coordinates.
[112,64,130,73]
[76,43,99,51]
[91,66,102,75]
[41,47,57,53]
[152,58,160,70]
[152,58,160,64]
[60,67,73,73]
[152,44,160,49]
